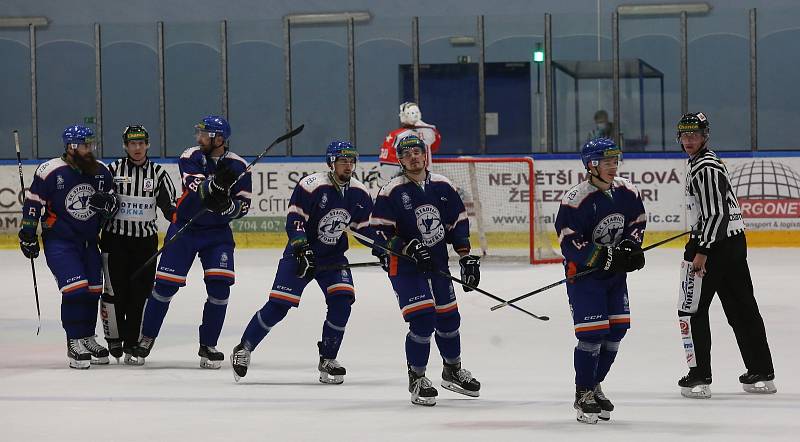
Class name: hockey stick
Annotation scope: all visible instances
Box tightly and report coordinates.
[14,130,42,335]
[317,261,382,272]
[131,125,305,280]
[490,230,696,311]
[347,228,549,321]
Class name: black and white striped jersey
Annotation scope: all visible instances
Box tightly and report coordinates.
[105,157,177,237]
[685,147,746,252]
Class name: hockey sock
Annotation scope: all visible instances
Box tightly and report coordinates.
[140,283,179,339]
[595,329,626,383]
[434,312,462,364]
[61,291,97,339]
[241,301,290,351]
[199,280,231,347]
[574,336,603,388]
[320,296,352,359]
[406,313,435,370]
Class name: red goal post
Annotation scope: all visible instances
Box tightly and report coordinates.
[431,157,562,265]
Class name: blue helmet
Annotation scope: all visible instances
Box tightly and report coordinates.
[396,135,426,158]
[581,137,621,169]
[62,125,96,148]
[326,140,358,166]
[195,115,231,140]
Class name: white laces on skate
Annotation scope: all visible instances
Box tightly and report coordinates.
[321,358,342,370]
[454,368,474,383]
[232,347,250,366]
[413,375,434,390]
[82,336,103,352]
[579,390,597,405]
[593,385,607,401]
[140,337,154,349]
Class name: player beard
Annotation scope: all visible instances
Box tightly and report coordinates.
[71,150,99,175]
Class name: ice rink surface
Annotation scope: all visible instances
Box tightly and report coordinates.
[1,247,798,441]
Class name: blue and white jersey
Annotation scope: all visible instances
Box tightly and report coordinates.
[21,156,114,243]
[174,147,252,229]
[284,172,374,261]
[555,177,647,275]
[370,172,470,275]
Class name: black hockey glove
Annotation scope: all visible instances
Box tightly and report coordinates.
[18,230,39,259]
[212,160,238,191]
[599,245,629,273]
[88,192,120,219]
[618,239,645,272]
[458,254,481,292]
[372,249,390,273]
[402,239,433,273]
[199,179,234,215]
[293,242,317,279]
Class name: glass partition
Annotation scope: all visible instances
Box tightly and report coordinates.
[164,21,222,156]
[290,23,348,156]
[0,29,32,159]
[37,24,95,159]
[228,19,286,156]
[758,8,800,150]
[689,10,750,151]
[419,16,481,154]
[355,17,412,158]
[101,23,160,157]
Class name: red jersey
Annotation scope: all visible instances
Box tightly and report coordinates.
[379,124,441,166]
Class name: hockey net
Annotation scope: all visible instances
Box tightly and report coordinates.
[431,157,562,265]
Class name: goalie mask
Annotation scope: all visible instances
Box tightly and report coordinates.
[399,102,422,126]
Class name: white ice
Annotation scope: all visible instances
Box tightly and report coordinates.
[1,247,798,441]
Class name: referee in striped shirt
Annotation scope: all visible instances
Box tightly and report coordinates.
[100,125,176,364]
[676,112,775,396]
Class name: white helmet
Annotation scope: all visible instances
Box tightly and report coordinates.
[399,102,421,126]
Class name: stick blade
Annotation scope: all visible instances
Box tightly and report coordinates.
[275,124,304,145]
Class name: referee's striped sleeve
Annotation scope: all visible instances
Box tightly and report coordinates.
[155,163,177,220]
[691,162,729,250]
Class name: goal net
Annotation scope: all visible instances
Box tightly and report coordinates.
[431,157,562,265]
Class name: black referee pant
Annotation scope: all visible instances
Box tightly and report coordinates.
[100,232,158,349]
[684,233,774,379]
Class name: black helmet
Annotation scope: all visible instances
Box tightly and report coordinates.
[123,125,149,145]
[676,112,709,138]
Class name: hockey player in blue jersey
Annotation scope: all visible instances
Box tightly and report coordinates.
[19,125,120,369]
[370,135,482,406]
[230,141,373,384]
[133,115,252,368]
[555,137,647,423]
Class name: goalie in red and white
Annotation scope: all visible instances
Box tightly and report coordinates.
[378,102,441,186]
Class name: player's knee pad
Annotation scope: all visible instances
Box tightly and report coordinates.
[152,282,178,303]
[325,295,352,328]
[259,300,291,326]
[205,280,230,305]
[576,336,603,356]
[435,311,461,335]
[408,313,436,343]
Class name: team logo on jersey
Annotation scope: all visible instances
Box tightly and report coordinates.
[143,178,154,192]
[320,193,328,209]
[318,208,351,245]
[592,213,625,246]
[56,175,64,190]
[220,252,229,268]
[415,204,444,246]
[401,192,412,210]
[65,184,96,221]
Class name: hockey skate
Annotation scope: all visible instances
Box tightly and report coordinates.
[67,338,91,369]
[408,368,438,406]
[441,362,480,397]
[574,387,601,424]
[81,336,110,365]
[593,384,614,421]
[230,343,250,382]
[130,336,155,365]
[679,372,712,399]
[739,372,777,394]
[318,358,346,384]
[199,345,224,369]
[107,339,124,363]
